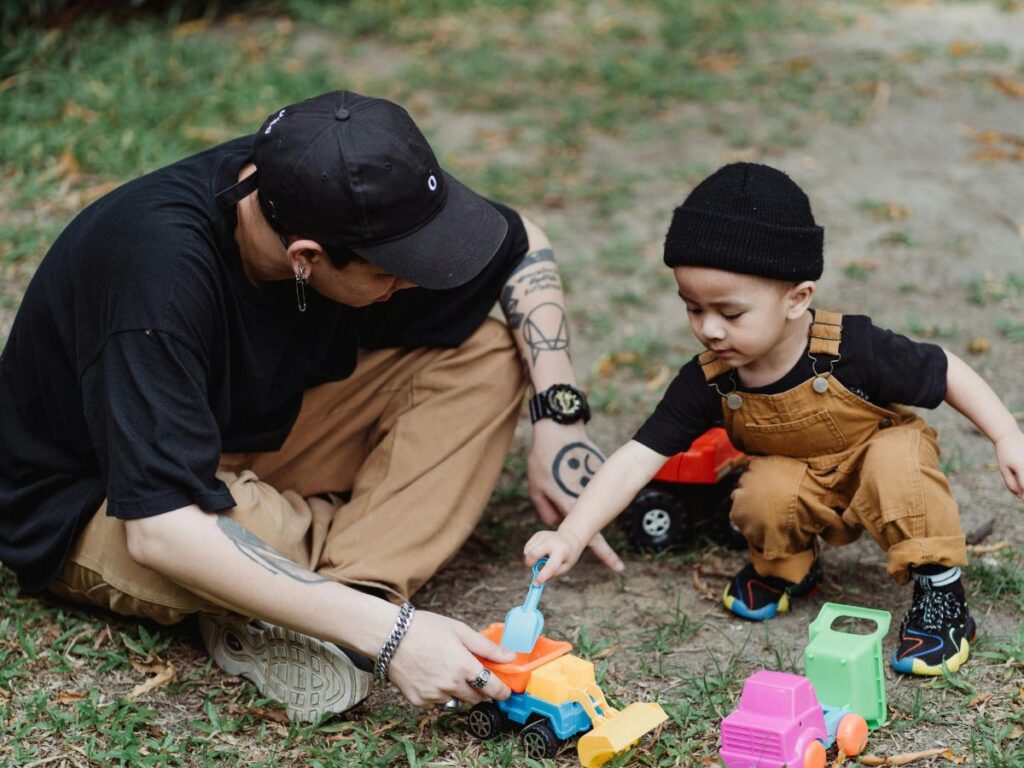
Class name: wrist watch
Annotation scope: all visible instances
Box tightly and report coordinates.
[529,384,591,425]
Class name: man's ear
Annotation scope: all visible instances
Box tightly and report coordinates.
[786,280,815,319]
[286,239,325,277]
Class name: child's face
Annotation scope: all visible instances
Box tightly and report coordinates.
[674,266,808,370]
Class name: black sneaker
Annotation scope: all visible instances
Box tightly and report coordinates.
[892,577,976,675]
[722,560,823,621]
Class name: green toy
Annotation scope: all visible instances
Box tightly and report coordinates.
[804,603,891,730]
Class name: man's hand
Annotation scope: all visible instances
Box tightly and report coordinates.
[527,420,624,574]
[995,430,1024,499]
[387,611,515,707]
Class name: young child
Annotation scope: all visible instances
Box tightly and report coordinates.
[525,163,1024,675]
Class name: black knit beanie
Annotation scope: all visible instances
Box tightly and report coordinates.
[663,163,824,281]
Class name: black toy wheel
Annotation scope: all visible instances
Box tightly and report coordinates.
[697,470,747,550]
[467,702,505,740]
[520,720,560,759]
[619,486,688,552]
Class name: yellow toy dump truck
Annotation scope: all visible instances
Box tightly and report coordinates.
[468,624,667,767]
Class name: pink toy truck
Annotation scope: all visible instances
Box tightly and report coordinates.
[720,670,868,768]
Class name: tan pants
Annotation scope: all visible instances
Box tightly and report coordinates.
[725,378,966,585]
[50,319,526,624]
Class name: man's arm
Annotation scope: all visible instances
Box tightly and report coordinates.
[124,506,515,705]
[499,214,624,572]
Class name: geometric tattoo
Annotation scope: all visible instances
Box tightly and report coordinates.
[523,302,570,365]
[510,247,555,276]
[552,442,605,498]
[216,515,329,584]
[500,284,524,329]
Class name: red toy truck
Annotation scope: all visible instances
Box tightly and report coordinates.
[618,428,747,551]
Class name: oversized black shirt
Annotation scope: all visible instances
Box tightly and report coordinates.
[0,136,527,593]
[633,311,949,457]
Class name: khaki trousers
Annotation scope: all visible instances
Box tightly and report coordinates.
[725,376,966,585]
[50,319,526,624]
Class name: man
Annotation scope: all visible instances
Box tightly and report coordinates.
[0,91,621,721]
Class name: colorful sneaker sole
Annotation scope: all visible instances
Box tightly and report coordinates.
[722,583,790,621]
[198,615,371,722]
[891,636,971,675]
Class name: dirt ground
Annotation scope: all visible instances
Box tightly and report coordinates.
[413,2,1024,764]
[3,1,1023,765]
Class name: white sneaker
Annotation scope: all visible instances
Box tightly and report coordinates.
[198,615,372,723]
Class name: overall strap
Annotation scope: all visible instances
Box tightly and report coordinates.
[698,349,731,382]
[809,309,843,357]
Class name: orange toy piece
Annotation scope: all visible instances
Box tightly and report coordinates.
[479,623,571,692]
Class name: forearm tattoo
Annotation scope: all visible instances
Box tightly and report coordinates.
[502,247,571,367]
[509,247,555,276]
[523,302,570,365]
[216,515,329,584]
[552,442,605,498]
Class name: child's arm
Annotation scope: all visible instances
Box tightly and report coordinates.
[524,439,670,583]
[944,350,1024,498]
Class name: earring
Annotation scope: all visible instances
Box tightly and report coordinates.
[295,266,308,313]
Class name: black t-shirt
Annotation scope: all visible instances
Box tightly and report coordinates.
[633,312,948,457]
[0,136,527,593]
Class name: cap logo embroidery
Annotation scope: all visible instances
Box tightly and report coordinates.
[427,174,438,191]
[264,109,286,135]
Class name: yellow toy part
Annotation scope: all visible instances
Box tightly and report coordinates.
[525,655,667,768]
[577,702,668,768]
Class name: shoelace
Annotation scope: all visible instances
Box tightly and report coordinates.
[909,578,963,633]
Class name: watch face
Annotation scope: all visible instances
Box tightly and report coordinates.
[549,386,582,416]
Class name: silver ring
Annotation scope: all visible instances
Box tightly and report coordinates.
[441,697,460,711]
[468,668,491,690]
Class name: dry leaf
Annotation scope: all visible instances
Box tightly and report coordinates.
[861,747,957,766]
[969,541,1009,555]
[967,337,991,355]
[645,364,670,392]
[173,18,213,37]
[592,646,618,660]
[691,567,717,601]
[126,659,176,700]
[697,53,743,74]
[948,41,981,58]
[991,75,1024,99]
[968,693,992,708]
[56,690,86,705]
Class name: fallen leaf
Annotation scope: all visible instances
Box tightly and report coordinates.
[991,75,1024,99]
[592,646,618,660]
[645,364,670,392]
[967,337,991,355]
[969,541,1010,555]
[948,41,982,58]
[968,693,992,708]
[691,567,717,601]
[126,658,175,700]
[173,18,213,37]
[55,690,86,705]
[861,747,958,766]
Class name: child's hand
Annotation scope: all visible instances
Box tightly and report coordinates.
[995,430,1024,499]
[524,529,586,584]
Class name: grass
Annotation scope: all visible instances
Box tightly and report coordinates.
[3,0,1024,765]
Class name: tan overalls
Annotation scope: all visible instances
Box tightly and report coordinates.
[700,311,967,585]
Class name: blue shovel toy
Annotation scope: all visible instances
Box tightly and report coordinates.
[500,558,549,654]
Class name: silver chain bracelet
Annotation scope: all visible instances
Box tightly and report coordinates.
[374,602,415,683]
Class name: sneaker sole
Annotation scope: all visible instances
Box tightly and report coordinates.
[891,636,972,676]
[722,583,790,621]
[198,616,371,722]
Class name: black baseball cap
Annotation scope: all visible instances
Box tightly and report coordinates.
[250,91,508,290]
